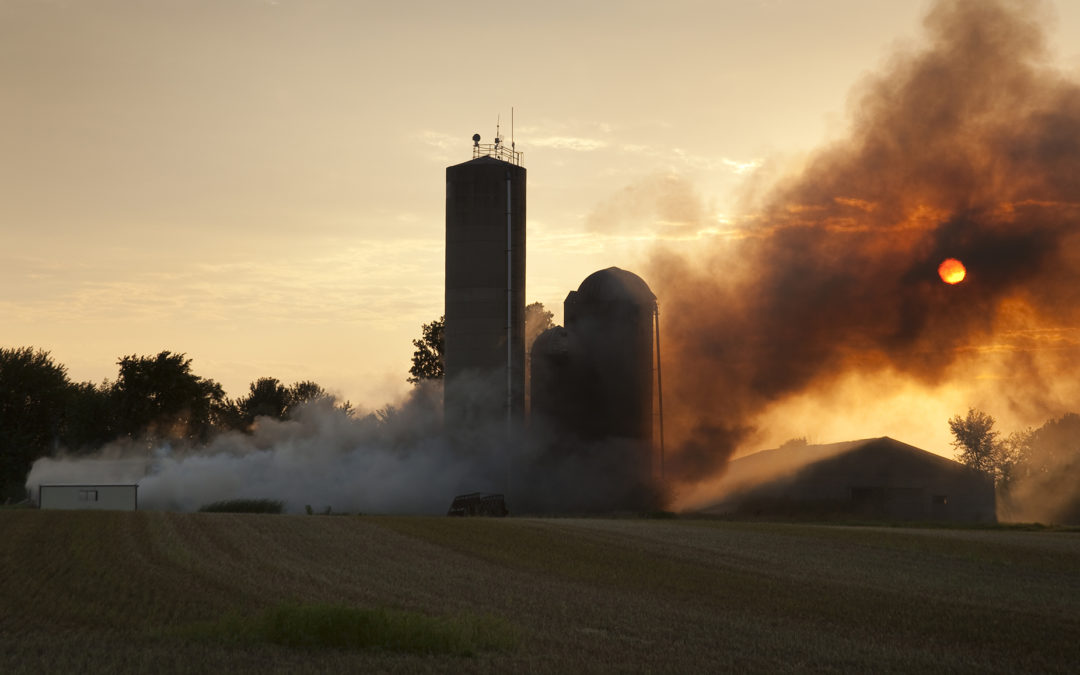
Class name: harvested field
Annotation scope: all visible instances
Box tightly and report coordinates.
[0,510,1077,673]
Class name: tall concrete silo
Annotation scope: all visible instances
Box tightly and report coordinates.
[444,136,526,430]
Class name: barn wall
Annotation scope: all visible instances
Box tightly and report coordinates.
[711,438,996,522]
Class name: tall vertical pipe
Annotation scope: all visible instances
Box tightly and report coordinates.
[506,171,513,436]
[655,303,665,480]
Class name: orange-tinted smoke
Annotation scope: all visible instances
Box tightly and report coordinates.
[651,0,1080,482]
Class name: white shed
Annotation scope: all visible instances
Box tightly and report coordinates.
[38,484,138,511]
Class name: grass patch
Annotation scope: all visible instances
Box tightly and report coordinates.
[183,603,517,655]
[198,498,284,514]
[642,509,679,519]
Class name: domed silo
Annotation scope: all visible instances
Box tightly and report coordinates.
[444,144,526,430]
[563,267,657,445]
[527,267,661,512]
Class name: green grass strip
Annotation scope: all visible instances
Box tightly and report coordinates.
[197,498,284,513]
[183,603,518,655]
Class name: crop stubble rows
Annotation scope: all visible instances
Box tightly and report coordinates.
[0,511,1077,673]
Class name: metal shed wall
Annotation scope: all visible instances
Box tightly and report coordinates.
[39,484,138,511]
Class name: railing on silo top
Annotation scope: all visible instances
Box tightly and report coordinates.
[472,141,523,165]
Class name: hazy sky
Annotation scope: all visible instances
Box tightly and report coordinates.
[5,0,1080,415]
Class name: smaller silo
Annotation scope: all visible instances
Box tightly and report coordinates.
[529,326,575,431]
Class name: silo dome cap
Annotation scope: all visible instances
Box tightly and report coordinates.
[575,267,656,305]
[531,326,570,357]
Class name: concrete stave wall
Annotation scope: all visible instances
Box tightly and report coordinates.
[444,156,526,428]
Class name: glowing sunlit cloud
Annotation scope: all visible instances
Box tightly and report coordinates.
[834,196,878,212]
[418,130,458,150]
[528,136,608,151]
[938,258,967,284]
[722,158,762,175]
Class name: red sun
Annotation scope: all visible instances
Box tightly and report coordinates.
[938,258,967,284]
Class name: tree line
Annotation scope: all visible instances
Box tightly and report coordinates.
[0,347,346,501]
[949,407,1080,521]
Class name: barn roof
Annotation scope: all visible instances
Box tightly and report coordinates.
[698,436,988,513]
[728,437,965,478]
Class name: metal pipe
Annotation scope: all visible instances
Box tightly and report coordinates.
[506,170,513,433]
[655,303,665,481]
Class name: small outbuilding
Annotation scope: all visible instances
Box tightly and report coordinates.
[700,437,995,522]
[38,484,139,511]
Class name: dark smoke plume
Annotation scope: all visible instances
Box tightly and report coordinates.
[652,0,1080,484]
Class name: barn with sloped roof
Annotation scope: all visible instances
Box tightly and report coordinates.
[700,437,995,522]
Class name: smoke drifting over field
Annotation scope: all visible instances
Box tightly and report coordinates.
[27,384,653,514]
[28,386,499,514]
[652,0,1080,485]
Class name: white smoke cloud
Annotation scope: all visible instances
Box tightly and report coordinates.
[25,384,511,514]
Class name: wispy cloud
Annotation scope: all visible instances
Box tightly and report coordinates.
[2,239,444,327]
[616,142,762,174]
[528,136,608,152]
[418,130,458,151]
[722,157,762,174]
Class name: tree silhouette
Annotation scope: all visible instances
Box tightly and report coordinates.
[62,381,115,453]
[949,408,1000,478]
[288,380,329,408]
[408,316,444,384]
[0,348,71,500]
[223,378,340,430]
[525,301,555,351]
[1028,412,1080,473]
[110,351,225,442]
[240,377,291,421]
[996,427,1034,490]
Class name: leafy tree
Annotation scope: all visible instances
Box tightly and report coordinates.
[1028,412,1080,474]
[288,380,329,408]
[110,351,225,443]
[61,381,116,453]
[0,348,72,499]
[289,380,353,417]
[1024,413,1080,522]
[223,378,344,430]
[241,377,292,421]
[949,408,1000,477]
[408,316,444,384]
[525,301,555,351]
[996,427,1034,490]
